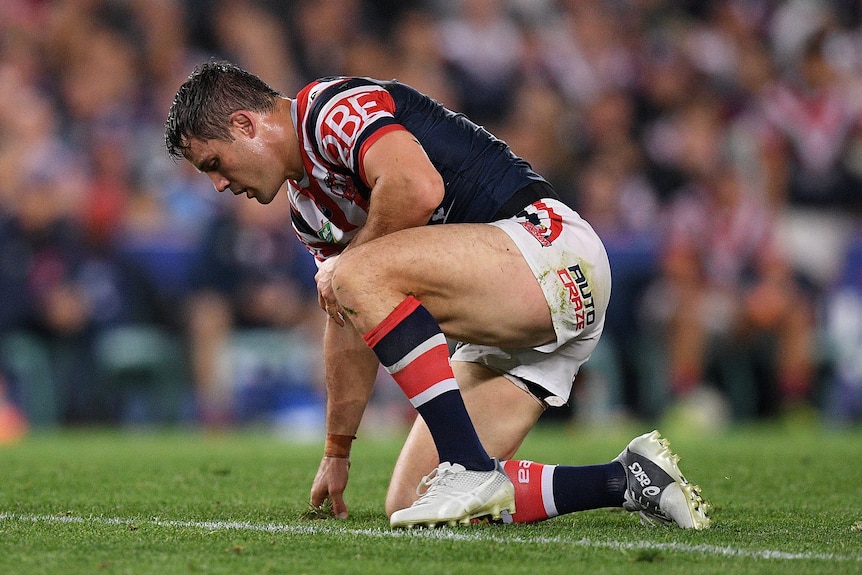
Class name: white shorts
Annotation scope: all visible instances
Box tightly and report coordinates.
[451,198,611,406]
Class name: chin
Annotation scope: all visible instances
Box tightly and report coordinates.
[253,190,277,204]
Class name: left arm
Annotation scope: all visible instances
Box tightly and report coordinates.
[309,317,380,518]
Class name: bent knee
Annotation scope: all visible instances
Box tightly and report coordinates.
[330,247,376,296]
[329,260,359,309]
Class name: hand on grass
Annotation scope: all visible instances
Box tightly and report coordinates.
[309,455,350,519]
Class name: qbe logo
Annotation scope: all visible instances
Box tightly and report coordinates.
[557,263,595,330]
[319,87,393,149]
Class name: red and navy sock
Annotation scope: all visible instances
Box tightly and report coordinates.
[363,296,494,472]
[502,460,626,523]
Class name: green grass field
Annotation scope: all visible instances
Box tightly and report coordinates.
[1,422,860,575]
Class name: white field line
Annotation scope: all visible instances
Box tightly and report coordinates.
[1,512,859,563]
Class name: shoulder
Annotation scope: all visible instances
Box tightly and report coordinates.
[297,77,402,170]
[297,77,396,124]
[310,78,397,136]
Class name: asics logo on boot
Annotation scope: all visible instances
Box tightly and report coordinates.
[628,461,661,497]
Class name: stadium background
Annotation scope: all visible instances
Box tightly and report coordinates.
[2,0,862,440]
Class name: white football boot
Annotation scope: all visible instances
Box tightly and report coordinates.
[389,459,515,529]
[614,430,711,529]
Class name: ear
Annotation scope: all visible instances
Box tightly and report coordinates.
[229,110,256,138]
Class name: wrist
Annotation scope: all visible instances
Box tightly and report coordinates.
[324,433,356,459]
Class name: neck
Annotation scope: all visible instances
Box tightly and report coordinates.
[274,97,304,181]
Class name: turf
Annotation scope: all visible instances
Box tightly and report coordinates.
[1,422,860,575]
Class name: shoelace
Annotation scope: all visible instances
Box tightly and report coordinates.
[415,464,457,497]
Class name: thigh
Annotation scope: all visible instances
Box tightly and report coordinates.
[341,223,555,348]
[384,361,544,515]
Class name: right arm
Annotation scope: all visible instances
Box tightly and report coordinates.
[322,313,380,438]
[309,314,380,518]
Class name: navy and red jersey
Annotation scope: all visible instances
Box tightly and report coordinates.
[287,77,546,261]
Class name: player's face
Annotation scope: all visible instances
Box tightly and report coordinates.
[186,130,283,205]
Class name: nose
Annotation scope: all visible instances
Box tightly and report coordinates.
[209,172,230,193]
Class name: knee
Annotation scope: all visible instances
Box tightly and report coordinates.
[330,246,382,303]
[330,252,361,305]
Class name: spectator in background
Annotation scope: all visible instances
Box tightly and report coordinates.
[574,148,660,423]
[386,9,458,107]
[532,0,638,109]
[559,86,661,422]
[436,0,525,126]
[824,230,862,426]
[185,195,321,426]
[497,80,577,198]
[292,0,367,80]
[753,27,862,294]
[648,117,814,423]
[0,93,173,424]
[0,46,92,425]
[0,165,102,424]
[758,29,862,211]
[632,10,716,207]
[210,0,300,94]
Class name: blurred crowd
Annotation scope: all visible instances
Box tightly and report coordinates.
[2,0,862,440]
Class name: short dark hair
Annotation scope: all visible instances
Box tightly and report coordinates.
[165,60,282,161]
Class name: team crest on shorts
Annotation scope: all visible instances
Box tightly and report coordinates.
[517,201,563,246]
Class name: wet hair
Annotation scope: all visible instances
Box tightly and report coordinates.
[164,60,281,161]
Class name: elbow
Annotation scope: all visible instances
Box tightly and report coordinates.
[415,171,445,222]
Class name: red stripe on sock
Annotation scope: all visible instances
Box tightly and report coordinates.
[503,460,552,524]
[362,295,422,348]
[390,342,454,400]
